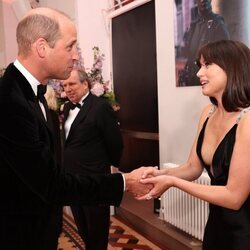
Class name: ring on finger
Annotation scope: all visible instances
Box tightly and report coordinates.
[146,194,152,200]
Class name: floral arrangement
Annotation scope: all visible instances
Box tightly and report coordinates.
[49,46,120,112]
[88,47,120,111]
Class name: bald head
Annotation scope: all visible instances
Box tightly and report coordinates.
[16,7,73,57]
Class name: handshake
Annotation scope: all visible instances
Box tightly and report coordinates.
[123,166,173,201]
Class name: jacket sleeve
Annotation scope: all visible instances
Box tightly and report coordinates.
[0,87,124,209]
[96,101,124,167]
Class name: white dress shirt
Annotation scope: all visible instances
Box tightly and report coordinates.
[13,59,47,120]
[64,92,89,139]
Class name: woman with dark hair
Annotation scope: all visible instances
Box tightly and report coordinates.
[139,40,250,250]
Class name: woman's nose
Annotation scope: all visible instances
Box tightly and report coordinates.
[196,67,203,78]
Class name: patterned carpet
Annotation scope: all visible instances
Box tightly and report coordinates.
[58,213,162,250]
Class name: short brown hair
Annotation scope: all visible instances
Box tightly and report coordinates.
[77,69,91,89]
[16,14,61,56]
[197,40,250,112]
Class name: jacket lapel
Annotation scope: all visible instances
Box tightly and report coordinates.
[6,64,54,144]
[6,64,36,103]
[61,103,71,144]
[66,94,93,141]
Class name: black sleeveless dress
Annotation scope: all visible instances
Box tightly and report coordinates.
[196,115,250,250]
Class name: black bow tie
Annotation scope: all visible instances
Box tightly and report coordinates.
[68,102,81,110]
[37,85,47,102]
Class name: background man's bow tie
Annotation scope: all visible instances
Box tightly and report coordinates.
[69,102,81,110]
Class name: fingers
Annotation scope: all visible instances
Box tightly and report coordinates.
[135,193,157,201]
[134,193,150,200]
[131,182,154,199]
[129,182,153,197]
[124,169,155,193]
[141,166,158,179]
[146,194,153,200]
[140,177,154,184]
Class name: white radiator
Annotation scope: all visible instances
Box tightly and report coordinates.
[161,163,210,241]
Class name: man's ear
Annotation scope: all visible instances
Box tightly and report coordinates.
[34,38,48,58]
[83,80,90,90]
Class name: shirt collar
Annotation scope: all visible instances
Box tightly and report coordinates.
[14,59,41,95]
[78,91,89,105]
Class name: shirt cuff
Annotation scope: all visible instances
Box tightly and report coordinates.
[121,174,126,191]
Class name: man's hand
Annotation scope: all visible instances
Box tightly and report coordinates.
[124,167,154,197]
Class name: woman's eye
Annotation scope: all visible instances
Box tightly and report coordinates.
[195,60,201,68]
[201,62,211,68]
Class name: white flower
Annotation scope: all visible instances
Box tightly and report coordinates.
[90,82,105,97]
[60,91,67,98]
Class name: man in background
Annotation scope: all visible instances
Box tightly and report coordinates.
[0,7,151,250]
[62,69,123,250]
[178,0,230,86]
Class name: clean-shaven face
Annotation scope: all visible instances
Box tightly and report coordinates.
[47,18,79,80]
[62,70,88,103]
[197,55,227,99]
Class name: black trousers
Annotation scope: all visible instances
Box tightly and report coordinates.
[71,205,110,250]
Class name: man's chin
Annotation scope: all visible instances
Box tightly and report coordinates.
[59,72,71,80]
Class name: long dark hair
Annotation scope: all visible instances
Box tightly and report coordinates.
[197,40,250,112]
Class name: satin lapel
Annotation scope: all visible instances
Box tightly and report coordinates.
[61,103,71,143]
[67,94,93,141]
[28,100,46,123]
[7,64,35,100]
[6,64,54,149]
[28,97,54,135]
[63,102,71,122]
[6,64,45,124]
[28,100,54,140]
[42,99,54,133]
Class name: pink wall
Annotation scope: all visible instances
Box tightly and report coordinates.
[2,1,18,65]
[76,0,110,83]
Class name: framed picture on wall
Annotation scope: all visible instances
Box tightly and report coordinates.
[174,0,230,87]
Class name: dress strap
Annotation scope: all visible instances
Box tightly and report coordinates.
[236,106,250,123]
[208,105,216,117]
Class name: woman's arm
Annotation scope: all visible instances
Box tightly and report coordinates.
[142,105,213,181]
[138,110,250,210]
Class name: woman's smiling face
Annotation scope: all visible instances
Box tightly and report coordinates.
[197,55,227,99]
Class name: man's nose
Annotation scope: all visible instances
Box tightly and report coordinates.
[72,46,79,61]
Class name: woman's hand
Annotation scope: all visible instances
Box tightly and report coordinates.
[140,166,160,179]
[135,175,175,200]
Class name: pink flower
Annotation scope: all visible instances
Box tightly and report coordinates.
[94,60,102,70]
[60,91,67,98]
[90,82,105,97]
[112,104,120,112]
[103,80,110,91]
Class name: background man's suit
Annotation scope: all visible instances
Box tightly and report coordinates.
[0,64,124,250]
[62,92,123,250]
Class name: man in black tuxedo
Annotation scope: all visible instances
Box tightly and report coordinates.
[62,69,123,250]
[0,7,151,250]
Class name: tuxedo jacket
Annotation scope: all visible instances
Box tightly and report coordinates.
[62,93,123,175]
[0,63,124,250]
